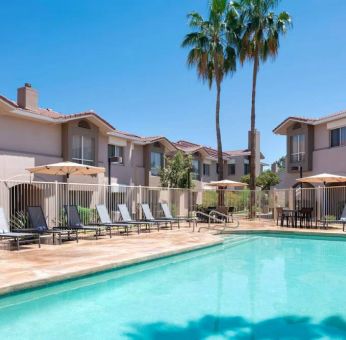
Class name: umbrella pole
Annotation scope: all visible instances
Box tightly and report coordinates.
[67,173,70,227]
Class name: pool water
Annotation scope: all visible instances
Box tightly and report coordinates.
[1,233,346,339]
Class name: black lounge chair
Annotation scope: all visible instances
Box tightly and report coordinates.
[96,204,135,236]
[140,203,173,231]
[160,202,196,228]
[118,204,153,233]
[63,205,105,239]
[0,207,39,250]
[27,206,78,244]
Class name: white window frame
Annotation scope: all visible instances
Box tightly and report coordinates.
[151,151,163,176]
[290,134,305,162]
[108,144,124,164]
[330,126,346,148]
[72,135,95,165]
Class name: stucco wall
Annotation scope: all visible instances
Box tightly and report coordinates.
[0,151,63,181]
[313,147,346,174]
[108,141,145,186]
[314,123,329,150]
[0,114,61,157]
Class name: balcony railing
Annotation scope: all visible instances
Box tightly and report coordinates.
[290,153,305,163]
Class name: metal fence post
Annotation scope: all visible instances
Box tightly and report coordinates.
[54,180,58,228]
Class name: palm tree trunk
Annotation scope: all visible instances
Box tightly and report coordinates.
[216,80,223,181]
[249,52,259,218]
[215,79,224,206]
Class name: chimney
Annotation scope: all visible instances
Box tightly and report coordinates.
[248,129,261,176]
[17,83,38,110]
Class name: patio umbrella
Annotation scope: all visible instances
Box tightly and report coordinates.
[296,173,346,220]
[27,161,105,179]
[206,180,247,207]
[296,173,346,186]
[207,179,248,188]
[27,162,105,226]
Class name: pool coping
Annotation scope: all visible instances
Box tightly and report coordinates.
[0,238,223,296]
[224,228,346,238]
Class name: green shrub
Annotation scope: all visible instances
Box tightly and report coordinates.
[77,206,96,224]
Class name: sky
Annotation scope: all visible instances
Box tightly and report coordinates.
[1,0,346,164]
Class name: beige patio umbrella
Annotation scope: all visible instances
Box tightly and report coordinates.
[27,161,105,226]
[296,173,346,219]
[207,179,248,188]
[296,173,346,186]
[27,161,105,179]
[206,180,247,207]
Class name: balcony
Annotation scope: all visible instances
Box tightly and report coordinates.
[290,152,305,163]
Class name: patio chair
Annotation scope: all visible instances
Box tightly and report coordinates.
[298,208,313,228]
[27,206,78,244]
[0,207,39,250]
[320,205,346,231]
[63,205,105,239]
[96,204,135,236]
[276,207,284,226]
[160,202,196,228]
[117,204,153,233]
[140,203,173,231]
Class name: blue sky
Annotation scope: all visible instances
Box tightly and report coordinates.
[1,0,346,164]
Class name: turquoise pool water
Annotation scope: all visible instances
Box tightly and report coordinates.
[1,233,346,339]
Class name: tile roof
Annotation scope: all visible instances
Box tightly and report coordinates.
[225,149,251,157]
[175,140,231,159]
[0,91,263,158]
[273,109,346,133]
[0,94,115,129]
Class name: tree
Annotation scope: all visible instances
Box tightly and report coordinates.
[182,0,239,182]
[240,174,250,185]
[241,170,280,190]
[275,156,285,170]
[159,151,193,188]
[238,0,291,216]
[256,170,280,190]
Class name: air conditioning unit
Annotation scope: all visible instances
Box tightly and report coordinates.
[109,156,122,164]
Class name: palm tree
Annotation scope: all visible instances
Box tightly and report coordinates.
[239,0,291,217]
[182,0,239,183]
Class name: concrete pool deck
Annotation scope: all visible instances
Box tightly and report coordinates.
[1,219,345,296]
[0,228,223,295]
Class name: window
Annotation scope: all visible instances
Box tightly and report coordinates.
[108,144,124,164]
[330,127,346,147]
[244,158,249,175]
[191,159,200,180]
[151,151,163,176]
[228,160,236,175]
[72,135,95,165]
[203,164,210,177]
[290,134,305,162]
[216,164,219,174]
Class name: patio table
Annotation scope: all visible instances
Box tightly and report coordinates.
[281,209,300,227]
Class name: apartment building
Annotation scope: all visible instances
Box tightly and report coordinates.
[273,109,346,188]
[0,84,265,187]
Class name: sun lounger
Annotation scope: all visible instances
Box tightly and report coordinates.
[160,202,196,228]
[27,206,78,244]
[118,204,153,233]
[320,205,346,230]
[0,207,39,250]
[63,205,105,239]
[140,203,173,231]
[96,204,135,236]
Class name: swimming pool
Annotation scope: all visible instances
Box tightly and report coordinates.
[0,233,346,339]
